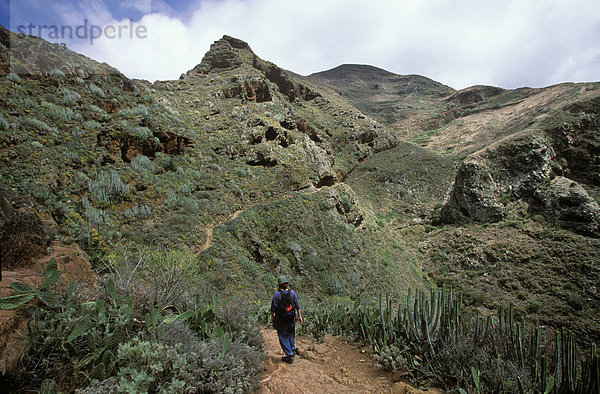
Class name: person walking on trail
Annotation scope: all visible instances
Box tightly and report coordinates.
[271,275,303,364]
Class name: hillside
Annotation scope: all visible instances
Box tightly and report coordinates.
[0,26,599,393]
[308,64,455,138]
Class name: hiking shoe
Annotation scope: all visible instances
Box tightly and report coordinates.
[293,348,300,356]
[282,355,294,364]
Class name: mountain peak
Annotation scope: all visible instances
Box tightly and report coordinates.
[192,35,255,75]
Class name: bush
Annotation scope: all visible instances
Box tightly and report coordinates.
[127,125,153,139]
[124,203,151,220]
[88,83,105,97]
[62,88,81,106]
[50,68,66,78]
[6,279,138,393]
[6,72,21,83]
[131,154,156,173]
[20,116,58,134]
[88,169,130,205]
[0,116,9,130]
[41,100,80,122]
[83,120,101,130]
[79,336,263,394]
[375,343,409,371]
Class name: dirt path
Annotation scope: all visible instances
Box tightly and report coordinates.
[257,328,439,394]
[195,183,338,256]
[195,209,244,255]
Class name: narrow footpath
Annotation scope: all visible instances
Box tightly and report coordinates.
[257,328,441,394]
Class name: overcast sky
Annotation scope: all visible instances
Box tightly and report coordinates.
[3,0,600,89]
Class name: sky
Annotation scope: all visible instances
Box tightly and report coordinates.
[1,0,599,89]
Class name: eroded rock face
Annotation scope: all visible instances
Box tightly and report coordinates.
[223,77,272,102]
[253,57,321,102]
[533,176,600,236]
[98,130,192,163]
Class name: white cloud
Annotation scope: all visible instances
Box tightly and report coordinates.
[69,0,600,89]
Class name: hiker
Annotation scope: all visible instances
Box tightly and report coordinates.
[271,275,303,364]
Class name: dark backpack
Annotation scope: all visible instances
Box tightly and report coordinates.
[277,290,295,326]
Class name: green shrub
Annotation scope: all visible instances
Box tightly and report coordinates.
[17,97,38,109]
[20,116,58,134]
[137,247,199,309]
[79,336,263,394]
[62,88,81,106]
[127,125,153,139]
[88,83,105,97]
[6,277,137,392]
[6,72,21,83]
[124,204,151,220]
[89,104,106,114]
[41,100,80,122]
[131,155,156,173]
[374,343,409,371]
[88,169,130,204]
[83,120,101,130]
[0,116,9,130]
[49,68,66,78]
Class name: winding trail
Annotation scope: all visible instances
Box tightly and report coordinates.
[194,183,340,256]
[257,328,439,394]
[195,209,244,256]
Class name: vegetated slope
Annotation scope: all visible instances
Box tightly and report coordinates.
[308,64,455,138]
[0,28,425,305]
[2,24,600,389]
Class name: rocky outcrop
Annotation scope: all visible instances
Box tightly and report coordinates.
[440,110,600,237]
[98,129,192,163]
[222,77,272,103]
[253,57,320,102]
[440,135,555,224]
[440,159,504,223]
[545,97,600,186]
[446,85,505,105]
[532,176,600,236]
[193,36,247,74]
[325,184,364,226]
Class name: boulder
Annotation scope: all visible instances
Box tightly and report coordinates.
[440,159,504,223]
[533,176,600,237]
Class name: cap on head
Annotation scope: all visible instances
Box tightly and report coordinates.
[277,275,288,287]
